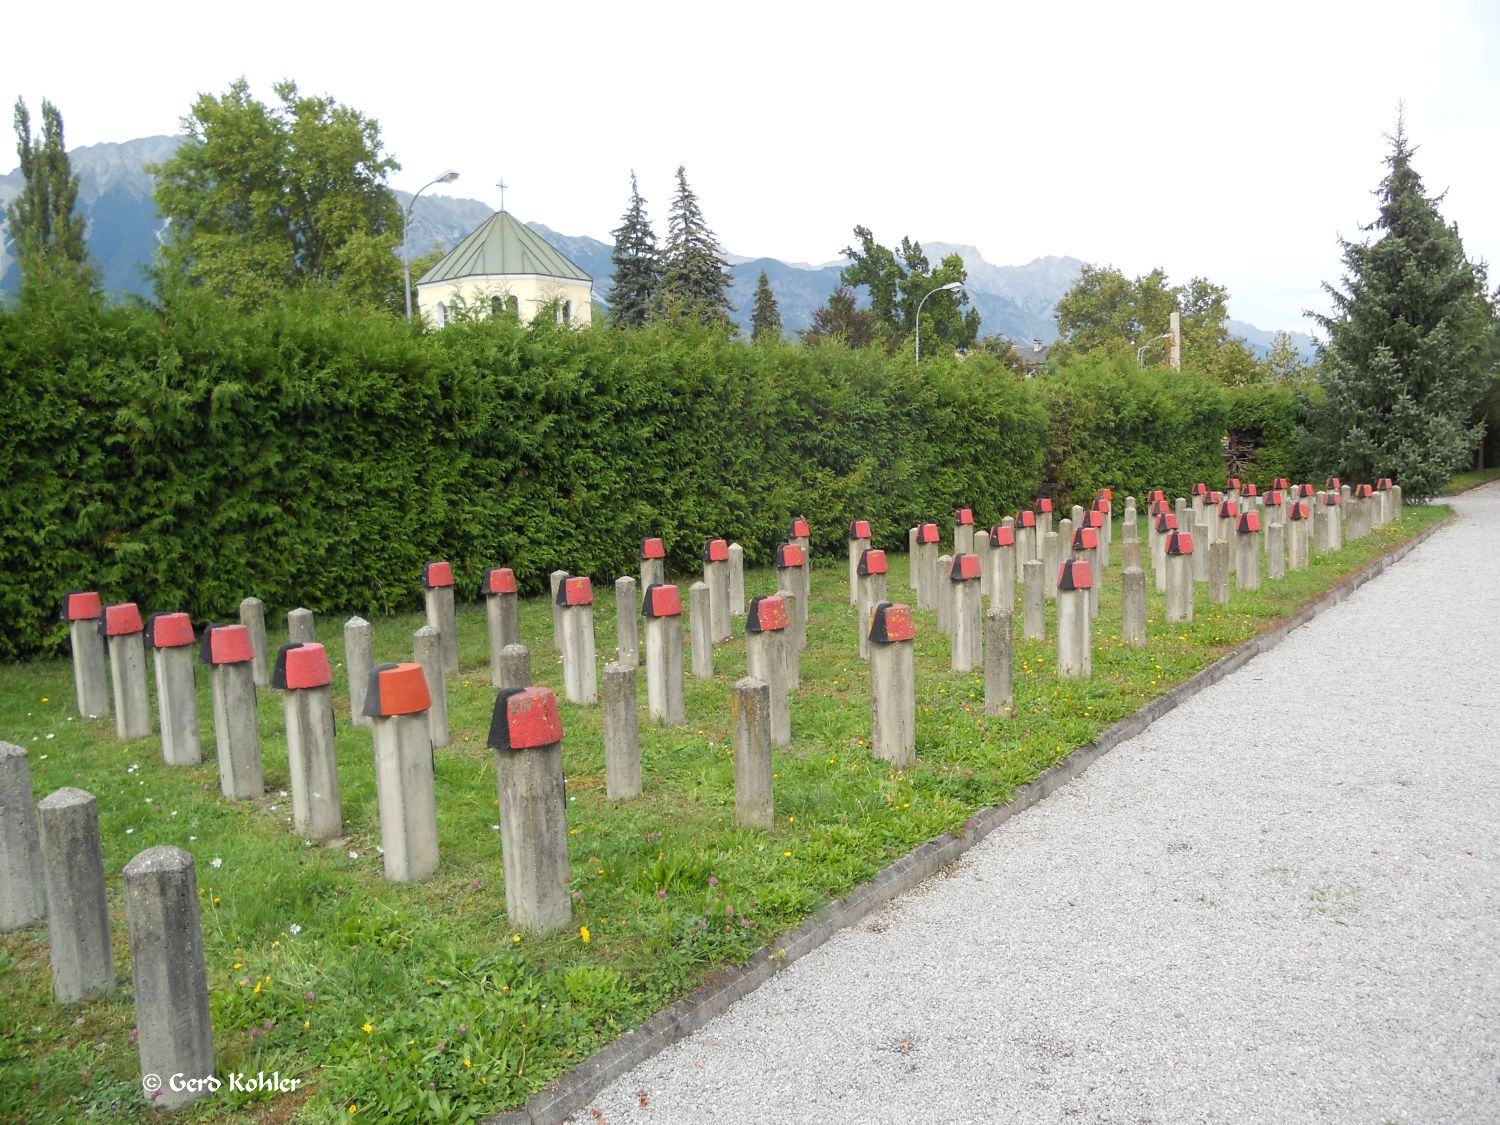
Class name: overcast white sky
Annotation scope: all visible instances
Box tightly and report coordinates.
[9,0,1498,332]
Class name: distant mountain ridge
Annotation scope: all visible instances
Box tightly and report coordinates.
[1,134,1313,356]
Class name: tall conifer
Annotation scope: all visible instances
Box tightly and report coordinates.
[656,165,734,329]
[751,271,782,343]
[606,171,658,328]
[6,98,89,276]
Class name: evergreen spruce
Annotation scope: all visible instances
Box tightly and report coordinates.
[751,271,782,343]
[656,165,734,329]
[1312,119,1496,500]
[6,98,89,277]
[606,171,659,328]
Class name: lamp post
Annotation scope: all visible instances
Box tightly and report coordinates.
[914,281,963,363]
[404,170,460,322]
[1136,332,1172,367]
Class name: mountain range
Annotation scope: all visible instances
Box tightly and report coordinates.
[0,135,1315,356]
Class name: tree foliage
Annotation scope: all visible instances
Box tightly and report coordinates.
[1310,120,1497,500]
[151,78,403,310]
[606,170,658,328]
[838,226,979,354]
[655,165,734,329]
[6,98,89,281]
[750,271,782,343]
[800,286,878,348]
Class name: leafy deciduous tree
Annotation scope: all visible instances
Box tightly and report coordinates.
[6,98,89,280]
[839,225,979,354]
[606,170,658,328]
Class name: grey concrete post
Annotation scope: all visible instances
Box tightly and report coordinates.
[1209,540,1230,605]
[37,787,114,1002]
[499,643,532,691]
[856,549,890,660]
[847,521,872,607]
[61,592,110,720]
[915,525,940,610]
[1122,537,1142,571]
[614,576,639,667]
[1022,559,1045,640]
[602,662,641,801]
[413,625,450,749]
[1057,519,1073,560]
[689,581,715,679]
[732,677,774,829]
[776,587,801,690]
[1017,520,1037,578]
[1070,504,1085,530]
[989,528,1016,611]
[1042,530,1062,601]
[1056,560,1092,679]
[274,642,343,841]
[789,517,811,555]
[954,509,975,556]
[973,528,990,598]
[1153,516,1173,593]
[556,577,599,705]
[936,554,955,636]
[1122,503,1137,543]
[0,743,45,931]
[745,596,791,748]
[549,570,568,651]
[1289,504,1311,570]
[123,847,214,1110]
[1092,510,1110,569]
[1218,504,1240,575]
[148,613,201,767]
[1192,520,1211,583]
[1073,529,1101,620]
[202,624,262,800]
[775,543,810,652]
[1122,565,1147,648]
[950,555,983,672]
[238,596,270,687]
[983,608,1013,717]
[1325,496,1344,550]
[481,568,521,685]
[287,606,315,644]
[703,539,732,642]
[102,604,151,741]
[1035,501,1053,541]
[640,538,667,592]
[363,662,439,882]
[728,542,746,617]
[1266,520,1286,580]
[1165,533,1195,624]
[422,561,459,675]
[642,585,686,726]
[1235,514,1262,592]
[907,526,919,593]
[867,603,917,768]
[345,616,374,727]
[1392,484,1403,511]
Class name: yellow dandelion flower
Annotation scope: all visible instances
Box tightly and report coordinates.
[783,850,792,857]
[361,1022,373,1034]
[512,934,521,943]
[304,1020,310,1029]
[463,1058,471,1068]
[580,926,591,943]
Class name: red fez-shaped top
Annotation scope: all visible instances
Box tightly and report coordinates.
[198,623,254,665]
[868,602,915,644]
[480,567,517,596]
[1244,483,1259,497]
[1209,491,1223,505]
[1058,559,1093,590]
[1266,489,1285,506]
[1083,510,1103,529]
[1226,477,1241,491]
[1155,512,1178,532]
[746,594,789,633]
[917,523,941,544]
[487,686,563,751]
[1218,500,1239,519]
[423,561,454,589]
[789,517,811,539]
[642,583,682,618]
[1166,530,1195,556]
[1236,512,1262,534]
[1091,498,1112,515]
[147,612,195,649]
[1356,483,1373,498]
[990,525,1015,548]
[1072,527,1099,551]
[1150,500,1168,517]
[640,537,666,560]
[101,602,144,637]
[1377,478,1392,490]
[848,519,872,540]
[1096,488,1113,501]
[775,543,806,568]
[362,662,430,717]
[1149,490,1166,502]
[1016,510,1037,528]
[272,641,332,690]
[950,553,981,581]
[1035,497,1053,513]
[1273,477,1290,490]
[703,538,730,563]
[556,576,594,606]
[1289,501,1310,521]
[1192,483,1209,496]
[1326,477,1341,489]
[954,508,974,525]
[858,548,889,576]
[1322,491,1341,506]
[61,591,102,622]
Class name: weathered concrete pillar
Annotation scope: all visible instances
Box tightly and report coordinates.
[733,677,774,829]
[1226,478,1242,509]
[1042,529,1062,601]
[988,525,1016,610]
[642,584,686,726]
[0,743,45,931]
[1015,511,1038,579]
[37,787,114,1003]
[1088,505,1110,568]
[363,663,439,882]
[1192,519,1211,583]
[147,613,200,767]
[1122,565,1147,648]
[549,570,568,652]
[1022,559,1045,640]
[1391,483,1404,512]
[122,846,214,1109]
[847,520,873,608]
[1266,518,1286,579]
[1190,484,1209,530]
[1323,492,1344,550]
[200,624,262,800]
[1288,501,1311,570]
[613,575,639,668]
[953,507,975,556]
[1165,531,1196,624]
[1071,526,1100,620]
[856,548,889,660]
[703,539,732,643]
[1153,513,1177,593]
[774,543,810,651]
[1209,540,1231,605]
[413,625,450,749]
[102,603,151,741]
[950,554,983,672]
[1056,560,1093,679]
[1035,497,1054,540]
[914,523,939,608]
[602,662,640,800]
[482,568,522,684]
[61,592,109,720]
[1217,501,1241,574]
[935,553,955,637]
[983,608,1013,717]
[689,581,715,679]
[1122,502,1138,544]
[238,595,270,687]
[1235,512,1262,591]
[728,542,746,618]
[273,642,342,840]
[867,603,916,768]
[775,587,801,691]
[489,686,571,933]
[789,516,811,555]
[287,606,315,644]
[555,576,598,705]
[1070,504,1085,534]
[422,560,459,675]
[345,616,373,728]
[745,595,791,748]
[1095,489,1114,550]
[1122,537,1142,571]
[1147,500,1164,577]
[640,537,667,592]
[498,643,532,691]
[907,526,920,593]
[1352,484,1374,539]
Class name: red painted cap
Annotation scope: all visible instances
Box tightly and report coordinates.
[1058,559,1094,591]
[101,602,144,637]
[556,576,594,606]
[1209,491,1223,504]
[198,623,254,665]
[789,517,811,539]
[858,548,888,576]
[362,662,430,717]
[643,583,682,618]
[954,508,974,525]
[1377,478,1392,490]
[1083,510,1103,529]
[1244,483,1259,496]
[703,538,730,563]
[1092,498,1112,514]
[990,525,1015,548]
[1096,488,1113,501]
[1323,492,1342,506]
[272,642,332,690]
[1192,483,1209,496]
[1166,531,1195,556]
[488,686,563,751]
[1035,498,1053,513]
[1356,484,1373,498]
[1226,478,1241,490]
[1219,500,1239,519]
[1237,512,1262,534]
[1150,500,1168,517]
[1273,477,1290,490]
[1016,510,1037,528]
[480,567,517,596]
[423,560,454,589]
[746,594,788,634]
[1072,527,1099,551]
[775,543,806,568]
[1326,476,1341,489]
[1289,501,1310,521]
[640,537,666,560]
[868,602,915,644]
[1266,490,1285,506]
[60,590,102,622]
[147,612,194,649]
[917,523,941,544]
[848,519,872,540]
[1155,513,1178,532]
[950,553,981,581]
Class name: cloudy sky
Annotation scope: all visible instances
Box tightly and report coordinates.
[9,0,1498,333]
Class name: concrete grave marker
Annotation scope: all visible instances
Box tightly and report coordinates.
[1235,511,1262,591]
[867,602,917,768]
[422,560,459,674]
[549,570,568,652]
[238,596,270,686]
[732,677,774,829]
[935,553,955,636]
[950,553,983,671]
[984,607,1013,717]
[60,591,109,720]
[1209,539,1230,605]
[1288,500,1311,570]
[953,507,975,555]
[1165,530,1195,623]
[1022,559,1045,640]
[1122,565,1147,648]
[602,662,641,800]
[640,537,667,591]
[728,542,746,617]
[489,686,572,933]
[789,516,811,554]
[775,543,810,652]
[613,575,640,667]
[1034,496,1053,539]
[0,743,45,931]
[199,624,262,800]
[481,568,522,683]
[286,606,315,645]
[498,643,532,692]
[556,576,598,705]
[855,548,889,660]
[1072,526,1101,619]
[1055,559,1093,678]
[101,603,151,740]
[344,616,374,727]
[147,612,201,766]
[413,625,450,749]
[746,595,792,747]
[689,581,715,679]
[362,663,439,882]
[848,519,873,607]
[642,584,686,725]
[988,525,1016,610]
[1014,510,1038,580]
[703,538,732,643]
[37,787,114,1003]
[273,642,343,840]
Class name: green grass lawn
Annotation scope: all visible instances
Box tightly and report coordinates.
[1442,466,1500,494]
[0,504,1447,1122]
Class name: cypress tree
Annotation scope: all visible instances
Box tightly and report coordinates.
[606,170,659,328]
[6,98,89,277]
[1312,119,1496,500]
[656,165,734,329]
[751,271,782,343]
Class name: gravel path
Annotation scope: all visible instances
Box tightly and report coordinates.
[570,491,1500,1124]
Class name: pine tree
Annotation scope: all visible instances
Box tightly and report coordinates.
[750,271,782,343]
[6,98,89,278]
[606,171,659,328]
[655,165,734,329]
[1311,119,1496,500]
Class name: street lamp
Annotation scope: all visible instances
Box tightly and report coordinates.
[1136,332,1172,367]
[914,281,964,363]
[404,169,460,321]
